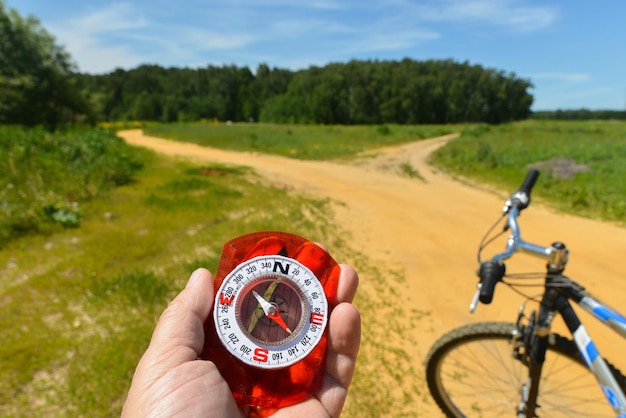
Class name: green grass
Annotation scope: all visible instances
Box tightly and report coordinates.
[431,120,626,224]
[145,122,455,160]
[0,149,343,417]
[343,259,432,417]
[398,162,425,181]
[0,124,437,417]
[4,119,626,417]
[147,120,626,224]
[0,126,145,246]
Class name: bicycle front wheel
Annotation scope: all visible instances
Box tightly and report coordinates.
[425,322,625,417]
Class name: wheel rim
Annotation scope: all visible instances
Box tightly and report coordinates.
[434,335,616,417]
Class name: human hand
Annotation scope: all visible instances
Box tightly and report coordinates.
[121,264,360,417]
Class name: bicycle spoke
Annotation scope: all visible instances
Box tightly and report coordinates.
[426,323,622,417]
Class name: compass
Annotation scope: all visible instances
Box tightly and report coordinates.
[214,255,328,368]
[202,232,341,410]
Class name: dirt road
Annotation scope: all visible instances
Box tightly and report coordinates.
[119,129,626,416]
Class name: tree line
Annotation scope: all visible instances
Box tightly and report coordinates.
[73,64,293,124]
[2,2,537,128]
[76,59,534,125]
[531,109,626,120]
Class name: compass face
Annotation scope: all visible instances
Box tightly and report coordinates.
[213,255,329,369]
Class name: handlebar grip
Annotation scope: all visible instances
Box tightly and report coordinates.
[478,260,506,304]
[506,169,540,211]
[518,169,540,196]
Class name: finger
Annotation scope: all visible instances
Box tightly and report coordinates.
[268,302,361,418]
[317,301,361,417]
[139,268,214,372]
[336,264,358,304]
[326,302,361,372]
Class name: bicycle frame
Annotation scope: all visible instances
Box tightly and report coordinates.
[538,280,626,416]
[474,205,626,416]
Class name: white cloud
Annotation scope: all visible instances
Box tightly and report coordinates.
[532,72,591,83]
[49,3,153,73]
[47,2,259,72]
[218,0,345,9]
[45,0,560,74]
[409,0,559,32]
[71,3,147,33]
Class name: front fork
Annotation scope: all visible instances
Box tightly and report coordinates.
[512,297,556,417]
[513,286,626,417]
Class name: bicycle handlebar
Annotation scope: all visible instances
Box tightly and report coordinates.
[477,260,505,304]
[503,168,539,213]
[518,169,540,201]
[469,169,567,312]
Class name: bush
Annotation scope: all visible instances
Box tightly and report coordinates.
[0,126,145,244]
[431,120,626,224]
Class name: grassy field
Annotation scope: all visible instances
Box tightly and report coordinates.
[0,127,145,246]
[148,119,626,224]
[0,147,349,416]
[2,119,625,417]
[430,120,626,224]
[145,122,456,160]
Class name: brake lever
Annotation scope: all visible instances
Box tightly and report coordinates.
[469,284,482,313]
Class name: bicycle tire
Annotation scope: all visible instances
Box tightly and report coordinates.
[425,322,626,417]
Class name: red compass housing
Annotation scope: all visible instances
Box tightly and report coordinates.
[202,231,341,413]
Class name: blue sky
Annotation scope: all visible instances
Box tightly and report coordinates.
[10,0,626,110]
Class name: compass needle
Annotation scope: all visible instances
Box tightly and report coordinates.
[252,290,271,313]
[266,309,292,334]
[252,290,292,334]
[247,279,281,333]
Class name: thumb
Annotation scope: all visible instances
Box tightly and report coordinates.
[143,268,215,370]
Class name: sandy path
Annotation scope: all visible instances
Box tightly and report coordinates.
[119,129,626,415]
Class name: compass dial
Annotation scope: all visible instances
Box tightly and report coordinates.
[213,255,328,369]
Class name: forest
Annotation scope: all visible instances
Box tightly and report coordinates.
[74,59,534,125]
[532,109,626,120]
[3,1,623,130]
[1,2,537,128]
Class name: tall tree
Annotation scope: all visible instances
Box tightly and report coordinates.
[0,1,92,129]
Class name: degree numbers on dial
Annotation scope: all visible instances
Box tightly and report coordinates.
[213,255,328,369]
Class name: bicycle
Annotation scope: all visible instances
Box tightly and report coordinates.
[425,169,626,417]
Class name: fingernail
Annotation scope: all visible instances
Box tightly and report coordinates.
[186,268,203,288]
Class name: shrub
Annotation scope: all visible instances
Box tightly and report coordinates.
[0,126,145,244]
